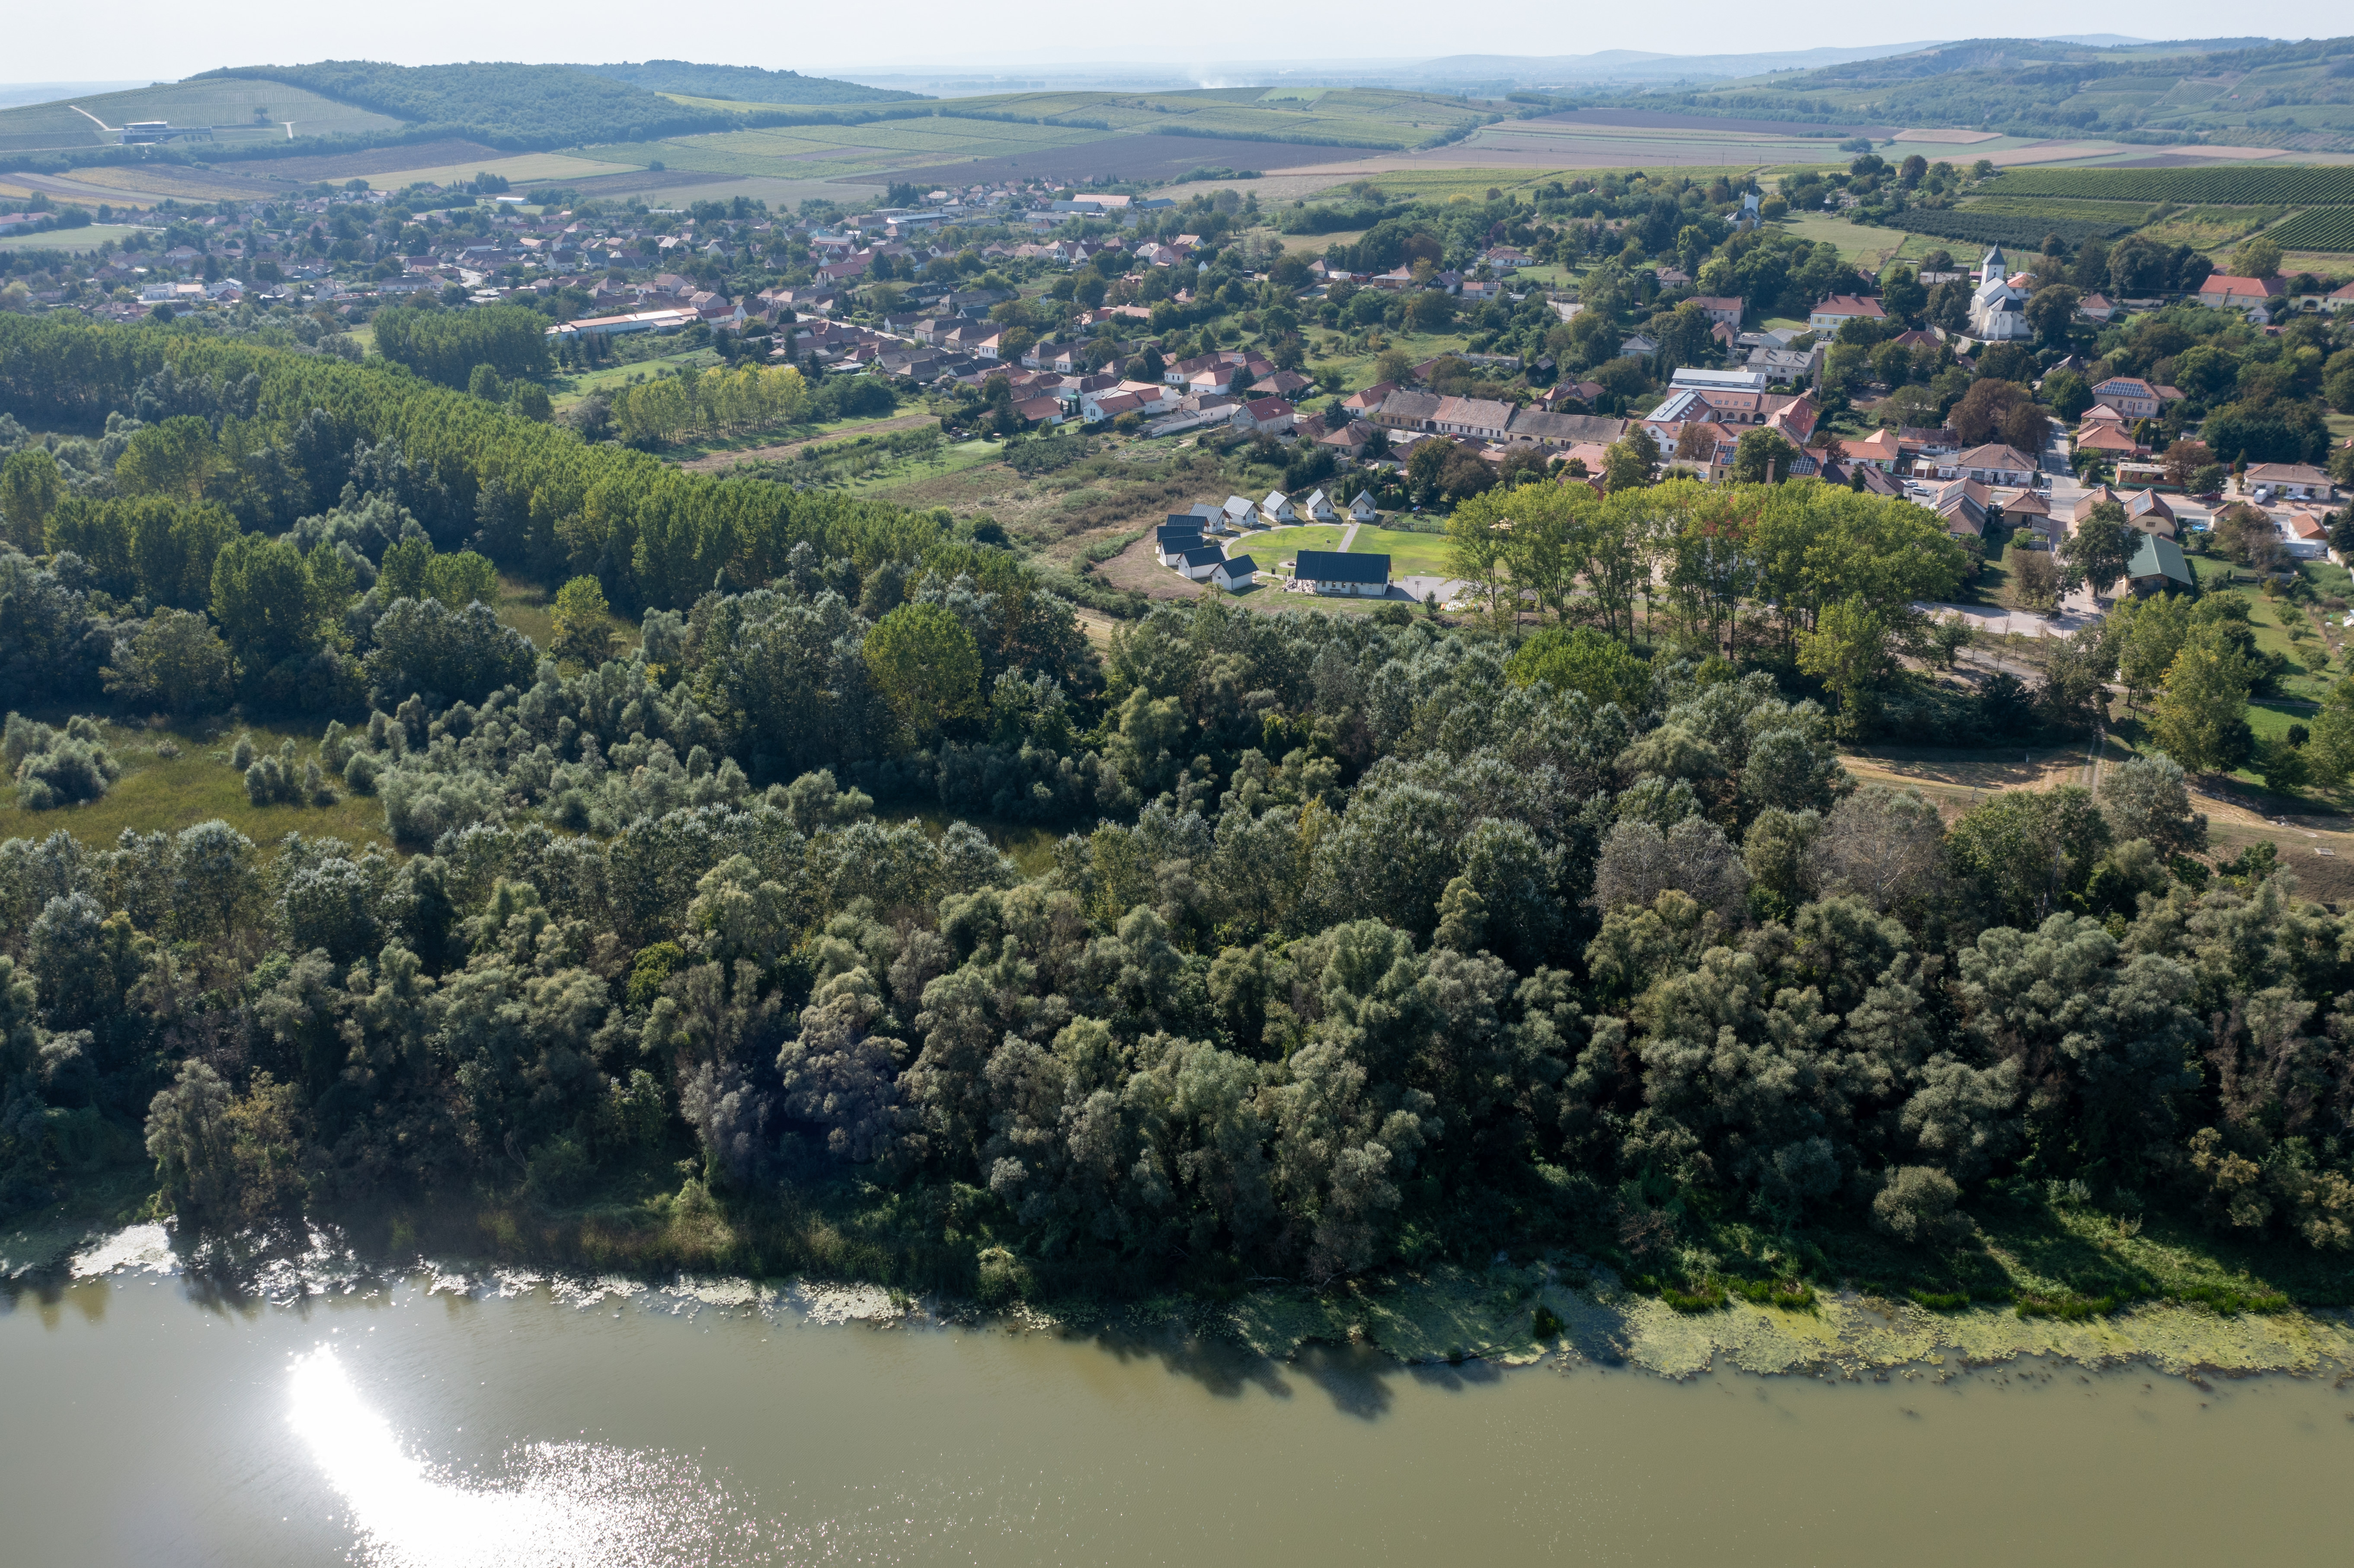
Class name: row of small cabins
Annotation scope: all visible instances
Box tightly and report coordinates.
[1155,500,1395,597]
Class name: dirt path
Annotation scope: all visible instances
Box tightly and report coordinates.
[1842,741,2354,904]
[678,413,937,473]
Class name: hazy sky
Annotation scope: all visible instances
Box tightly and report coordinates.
[0,3,2284,84]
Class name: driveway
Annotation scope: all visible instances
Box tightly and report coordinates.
[1916,600,2100,639]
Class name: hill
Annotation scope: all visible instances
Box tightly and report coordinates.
[192,61,739,150]
[0,76,404,154]
[1643,34,2354,148]
[575,61,925,106]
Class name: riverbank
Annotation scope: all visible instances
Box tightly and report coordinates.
[15,1217,2354,1389]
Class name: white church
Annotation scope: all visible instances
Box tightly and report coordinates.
[1967,243,2031,341]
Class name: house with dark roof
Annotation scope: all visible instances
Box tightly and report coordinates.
[1174,543,1228,581]
[1210,555,1258,592]
[1291,549,1391,597]
[2126,533,2193,594]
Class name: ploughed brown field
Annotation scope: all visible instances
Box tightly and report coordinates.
[855,133,1389,188]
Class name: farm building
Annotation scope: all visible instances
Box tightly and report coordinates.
[1292,549,1391,597]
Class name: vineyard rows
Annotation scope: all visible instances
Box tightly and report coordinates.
[1884,209,2141,249]
[1980,166,2354,205]
[2267,208,2354,252]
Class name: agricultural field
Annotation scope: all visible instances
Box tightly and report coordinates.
[1955,196,2165,226]
[2133,205,2288,251]
[52,163,299,202]
[2267,207,2354,252]
[1886,206,2146,250]
[1980,165,2354,203]
[0,77,404,153]
[357,151,641,191]
[0,224,147,253]
[869,134,1388,191]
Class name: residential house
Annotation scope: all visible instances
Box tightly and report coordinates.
[1262,490,1297,524]
[1458,277,1503,303]
[1222,495,1257,529]
[1013,395,1065,427]
[1931,478,1993,539]
[1994,487,2054,542]
[1807,295,1886,331]
[2126,533,2194,594]
[1300,489,1337,522]
[1292,549,1391,597]
[1316,421,1375,461]
[1210,554,1258,592]
[2246,462,2336,501]
[2198,273,2285,322]
[2090,377,2160,419]
[1372,389,1443,436]
[1349,491,1380,523]
[1620,332,1660,357]
[1231,396,1297,435]
[1174,543,1227,581]
[1342,382,1396,416]
[2077,292,2120,323]
[2125,489,2178,538]
[2076,423,2141,461]
[1951,443,2040,486]
[2281,510,2331,560]
[1431,396,1515,441]
[1836,428,1903,471]
[1689,295,1745,329]
[1747,344,1823,386]
[1505,409,1626,449]
[1156,522,1206,565]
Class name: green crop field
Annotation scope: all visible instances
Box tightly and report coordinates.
[0,77,404,153]
[1981,166,2354,204]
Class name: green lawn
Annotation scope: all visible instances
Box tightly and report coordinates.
[1250,523,1350,574]
[549,348,723,409]
[1346,524,1453,577]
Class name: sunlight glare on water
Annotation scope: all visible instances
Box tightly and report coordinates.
[287,1346,774,1568]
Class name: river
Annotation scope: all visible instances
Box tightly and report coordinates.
[3,1231,2351,1567]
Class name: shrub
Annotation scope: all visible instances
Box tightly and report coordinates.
[7,712,121,809]
[1872,1166,1973,1249]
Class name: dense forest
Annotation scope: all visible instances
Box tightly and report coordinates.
[2,312,2352,1310]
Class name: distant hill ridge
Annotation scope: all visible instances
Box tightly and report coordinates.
[574,61,924,106]
[192,61,736,149]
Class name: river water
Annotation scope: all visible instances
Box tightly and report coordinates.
[3,1233,2351,1567]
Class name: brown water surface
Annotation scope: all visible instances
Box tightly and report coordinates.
[3,1258,2349,1566]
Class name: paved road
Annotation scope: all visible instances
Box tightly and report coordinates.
[1337,520,1362,551]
